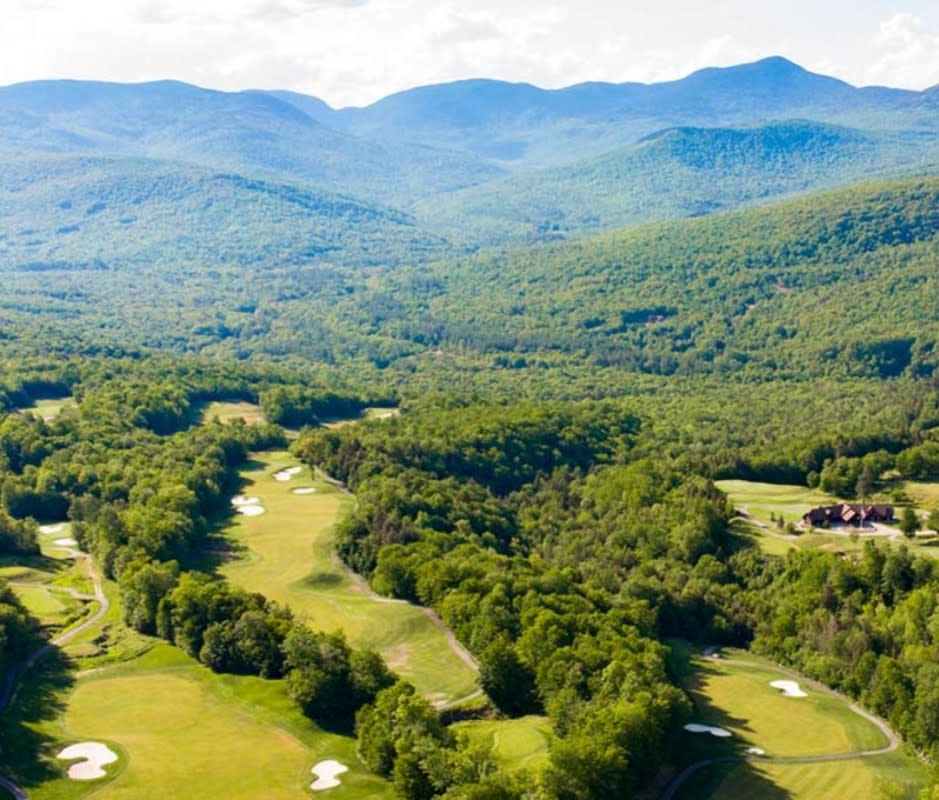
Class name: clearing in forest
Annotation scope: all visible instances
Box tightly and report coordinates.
[215,452,479,705]
[198,400,265,426]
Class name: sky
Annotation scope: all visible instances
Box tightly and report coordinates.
[2,0,939,107]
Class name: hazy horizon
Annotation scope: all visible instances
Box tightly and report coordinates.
[2,1,939,106]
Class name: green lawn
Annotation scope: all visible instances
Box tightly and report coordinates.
[719,480,939,559]
[673,647,928,800]
[216,452,479,705]
[454,716,551,772]
[26,645,389,800]
[679,755,922,800]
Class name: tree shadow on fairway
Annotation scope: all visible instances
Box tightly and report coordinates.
[0,647,76,789]
[673,759,794,800]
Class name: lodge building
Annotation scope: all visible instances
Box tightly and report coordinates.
[802,503,895,528]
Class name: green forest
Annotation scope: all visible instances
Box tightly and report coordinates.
[0,90,938,798]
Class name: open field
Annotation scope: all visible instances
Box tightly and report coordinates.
[669,646,927,800]
[215,452,479,705]
[198,401,265,426]
[454,716,551,772]
[323,407,400,429]
[15,398,76,423]
[898,481,939,512]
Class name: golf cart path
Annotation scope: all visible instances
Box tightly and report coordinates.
[0,546,109,800]
[316,467,480,677]
[660,655,899,800]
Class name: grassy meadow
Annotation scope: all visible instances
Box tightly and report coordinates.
[215,452,479,704]
[15,398,76,423]
[197,401,266,426]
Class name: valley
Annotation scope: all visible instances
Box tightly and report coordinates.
[0,48,938,800]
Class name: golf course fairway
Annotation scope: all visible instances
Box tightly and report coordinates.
[217,452,480,705]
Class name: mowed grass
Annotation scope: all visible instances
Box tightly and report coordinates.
[454,716,551,772]
[719,481,939,559]
[717,480,836,527]
[683,651,885,757]
[900,481,939,512]
[675,648,928,800]
[678,755,924,800]
[217,452,479,704]
[198,401,265,426]
[33,645,390,800]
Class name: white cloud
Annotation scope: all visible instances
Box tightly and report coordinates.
[1,1,939,104]
[866,13,939,88]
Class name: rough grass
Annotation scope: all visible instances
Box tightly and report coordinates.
[454,716,551,772]
[216,452,479,704]
[16,398,76,423]
[34,645,389,800]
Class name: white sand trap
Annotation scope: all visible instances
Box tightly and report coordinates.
[54,537,79,547]
[231,495,261,507]
[274,466,304,481]
[39,524,65,535]
[292,487,318,495]
[58,742,118,780]
[684,724,732,738]
[236,504,266,517]
[771,680,808,698]
[310,760,349,791]
[747,747,766,756]
[703,646,722,658]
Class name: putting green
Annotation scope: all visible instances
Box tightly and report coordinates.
[217,453,479,704]
[37,646,389,800]
[455,716,550,772]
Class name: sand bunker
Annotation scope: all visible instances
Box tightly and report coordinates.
[39,524,65,535]
[684,724,732,738]
[54,537,79,547]
[231,495,261,507]
[292,487,318,495]
[58,742,118,780]
[747,747,766,756]
[771,680,808,698]
[310,760,349,791]
[237,505,266,517]
[273,466,303,481]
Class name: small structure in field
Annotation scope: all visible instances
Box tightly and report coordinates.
[802,503,894,528]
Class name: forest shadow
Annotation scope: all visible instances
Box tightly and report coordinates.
[0,647,76,789]
[664,641,793,800]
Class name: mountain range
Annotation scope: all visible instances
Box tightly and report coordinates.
[2,56,939,265]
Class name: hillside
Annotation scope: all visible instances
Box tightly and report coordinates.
[0,80,501,204]
[0,155,447,271]
[339,179,939,379]
[416,122,939,243]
